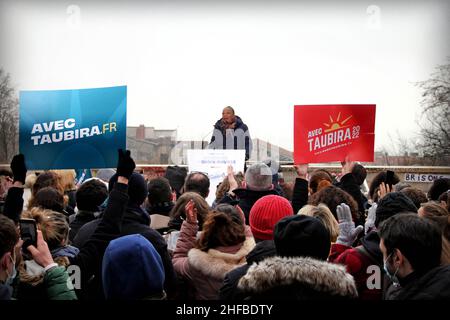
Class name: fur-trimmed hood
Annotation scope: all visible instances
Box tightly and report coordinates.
[188,237,255,279]
[238,256,358,299]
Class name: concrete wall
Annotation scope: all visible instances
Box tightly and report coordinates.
[279,165,450,194]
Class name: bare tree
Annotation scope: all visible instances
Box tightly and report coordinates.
[0,68,19,163]
[416,62,450,165]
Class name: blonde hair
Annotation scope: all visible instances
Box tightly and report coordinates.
[21,207,69,251]
[52,170,76,191]
[25,173,37,189]
[298,204,339,242]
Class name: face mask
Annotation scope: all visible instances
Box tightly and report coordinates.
[383,252,399,284]
[5,253,17,287]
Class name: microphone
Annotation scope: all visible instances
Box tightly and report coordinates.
[201,129,214,150]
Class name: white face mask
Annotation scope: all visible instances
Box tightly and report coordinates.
[5,253,17,287]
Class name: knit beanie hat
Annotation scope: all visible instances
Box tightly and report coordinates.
[109,172,148,206]
[249,195,294,241]
[274,215,331,260]
[375,192,417,227]
[102,234,165,300]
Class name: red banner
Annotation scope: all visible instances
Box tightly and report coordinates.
[294,105,376,163]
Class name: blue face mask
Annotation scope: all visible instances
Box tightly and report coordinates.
[5,253,17,287]
[383,252,399,284]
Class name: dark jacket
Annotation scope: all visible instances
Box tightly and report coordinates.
[209,116,252,160]
[335,173,367,226]
[147,203,174,234]
[219,240,277,300]
[387,265,450,300]
[69,210,101,242]
[146,202,174,216]
[0,283,12,300]
[72,218,100,249]
[73,204,177,299]
[237,256,358,300]
[329,231,383,300]
[2,186,24,223]
[68,182,129,300]
[292,178,309,214]
[218,188,279,225]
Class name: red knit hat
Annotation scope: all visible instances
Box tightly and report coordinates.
[249,195,294,241]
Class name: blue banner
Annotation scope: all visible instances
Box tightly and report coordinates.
[19,86,126,170]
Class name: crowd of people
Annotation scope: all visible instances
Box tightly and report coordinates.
[0,148,450,301]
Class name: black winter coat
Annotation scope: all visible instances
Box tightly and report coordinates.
[292,178,309,214]
[73,204,177,299]
[69,211,100,242]
[209,116,253,160]
[387,265,450,300]
[68,182,129,300]
[2,187,24,223]
[219,240,277,300]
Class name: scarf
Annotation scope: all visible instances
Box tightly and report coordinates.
[220,118,236,134]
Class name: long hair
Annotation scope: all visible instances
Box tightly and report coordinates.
[196,208,245,252]
[309,169,333,194]
[308,185,359,222]
[22,208,69,251]
[168,192,210,230]
[52,170,76,192]
[28,171,67,210]
[420,202,450,240]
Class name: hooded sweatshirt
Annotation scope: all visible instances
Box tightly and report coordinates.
[102,234,165,300]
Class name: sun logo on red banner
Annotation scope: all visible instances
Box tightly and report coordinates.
[323,112,352,133]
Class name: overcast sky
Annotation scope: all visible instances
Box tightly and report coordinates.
[1,0,449,153]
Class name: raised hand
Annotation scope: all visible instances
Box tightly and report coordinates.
[116,149,135,179]
[294,163,308,179]
[377,182,391,200]
[341,156,355,176]
[27,230,55,269]
[185,199,198,224]
[227,165,239,193]
[365,202,377,234]
[11,154,27,185]
[336,203,364,247]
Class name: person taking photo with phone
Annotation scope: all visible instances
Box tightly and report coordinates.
[0,154,77,300]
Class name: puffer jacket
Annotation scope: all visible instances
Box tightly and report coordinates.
[172,220,255,300]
